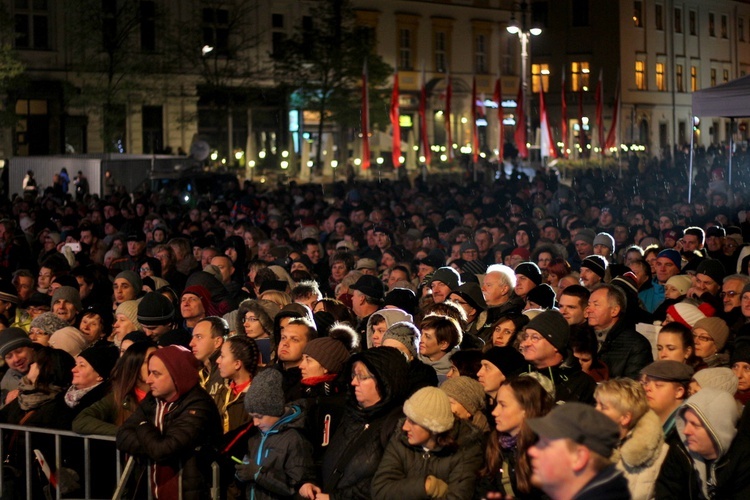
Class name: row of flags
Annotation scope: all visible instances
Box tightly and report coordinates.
[361,63,621,169]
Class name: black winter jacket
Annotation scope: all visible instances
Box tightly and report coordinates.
[598,319,653,379]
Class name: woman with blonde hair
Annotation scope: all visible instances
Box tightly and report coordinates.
[595,378,669,500]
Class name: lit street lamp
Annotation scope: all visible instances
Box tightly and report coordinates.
[507,1,541,163]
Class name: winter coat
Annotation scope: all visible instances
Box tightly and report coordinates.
[656,388,750,499]
[53,382,112,429]
[611,410,669,500]
[72,392,140,436]
[299,375,348,470]
[371,418,484,500]
[573,465,631,500]
[478,298,525,344]
[240,405,315,500]
[525,353,597,404]
[598,319,653,379]
[116,384,223,500]
[213,381,252,433]
[321,347,410,499]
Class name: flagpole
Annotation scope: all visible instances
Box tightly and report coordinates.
[472,75,478,182]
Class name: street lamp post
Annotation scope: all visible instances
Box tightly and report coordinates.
[507,1,541,164]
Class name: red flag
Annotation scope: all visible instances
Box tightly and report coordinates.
[446,73,453,159]
[419,68,431,165]
[578,86,585,150]
[561,68,568,158]
[539,85,557,159]
[471,76,479,163]
[605,72,620,151]
[493,77,502,154]
[361,61,370,169]
[514,80,527,158]
[595,69,604,151]
[390,71,401,167]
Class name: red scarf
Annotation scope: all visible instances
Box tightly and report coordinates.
[301,373,338,386]
[230,379,251,396]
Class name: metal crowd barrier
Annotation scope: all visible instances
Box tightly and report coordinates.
[0,424,221,500]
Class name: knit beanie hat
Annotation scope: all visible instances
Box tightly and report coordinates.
[657,249,682,270]
[731,342,750,366]
[51,286,83,312]
[0,280,19,304]
[666,275,692,296]
[151,345,201,400]
[593,232,615,253]
[382,321,420,359]
[667,302,707,329]
[182,285,212,315]
[78,345,119,381]
[403,386,455,434]
[30,312,70,336]
[573,228,596,246]
[303,337,350,374]
[439,376,486,415]
[515,262,543,285]
[450,282,487,311]
[0,327,33,358]
[245,368,285,417]
[116,300,142,331]
[429,267,461,290]
[696,259,726,286]
[525,309,570,353]
[115,270,143,296]
[694,317,730,351]
[693,367,738,395]
[526,283,556,309]
[510,247,531,261]
[48,326,88,357]
[482,346,527,377]
[137,292,175,326]
[581,255,608,279]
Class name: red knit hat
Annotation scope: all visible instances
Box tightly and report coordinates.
[181,285,212,315]
[151,345,201,400]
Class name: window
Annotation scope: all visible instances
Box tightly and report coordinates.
[724,69,729,83]
[635,60,646,90]
[475,34,487,74]
[140,1,156,52]
[14,0,49,49]
[740,18,745,42]
[691,65,698,91]
[202,8,229,54]
[435,31,447,73]
[711,68,716,86]
[633,1,643,27]
[571,61,590,91]
[272,13,284,28]
[721,15,728,38]
[399,28,413,70]
[675,8,682,34]
[689,11,697,35]
[571,0,589,27]
[709,13,715,37]
[676,64,684,92]
[655,4,663,31]
[531,64,550,93]
[656,62,665,91]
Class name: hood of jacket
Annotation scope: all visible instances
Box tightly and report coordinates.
[346,346,409,418]
[366,308,413,348]
[613,409,665,468]
[676,388,739,462]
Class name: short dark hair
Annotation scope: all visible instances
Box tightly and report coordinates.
[419,315,462,351]
[683,226,705,245]
[560,285,591,308]
[196,316,229,339]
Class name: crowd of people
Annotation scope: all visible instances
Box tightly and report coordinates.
[1,148,750,499]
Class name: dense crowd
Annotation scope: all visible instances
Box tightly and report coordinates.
[2,148,750,499]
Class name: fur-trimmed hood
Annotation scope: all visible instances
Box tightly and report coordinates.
[612,410,664,468]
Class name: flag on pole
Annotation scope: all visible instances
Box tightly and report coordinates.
[595,68,604,151]
[514,80,527,158]
[539,85,557,159]
[471,76,479,163]
[419,66,431,165]
[446,72,453,159]
[578,85,585,150]
[493,77,502,155]
[561,68,568,158]
[390,70,401,167]
[361,61,370,169]
[605,72,620,151]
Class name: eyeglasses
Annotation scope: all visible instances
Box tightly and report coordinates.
[693,334,714,343]
[720,291,740,298]
[522,333,544,343]
[243,316,260,323]
[139,267,151,273]
[351,371,374,382]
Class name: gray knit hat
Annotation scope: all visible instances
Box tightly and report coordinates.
[692,367,738,395]
[593,232,615,253]
[51,286,83,312]
[439,376,486,415]
[115,270,143,296]
[525,309,570,353]
[30,312,70,335]
[116,300,142,331]
[403,386,455,433]
[382,321,420,359]
[137,292,175,326]
[245,368,285,417]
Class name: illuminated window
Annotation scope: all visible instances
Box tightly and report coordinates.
[571,61,590,91]
[532,64,550,93]
[676,64,684,92]
[656,63,666,91]
[633,1,643,27]
[691,66,698,91]
[635,60,646,90]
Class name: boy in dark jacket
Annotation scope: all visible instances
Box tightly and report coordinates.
[234,369,315,499]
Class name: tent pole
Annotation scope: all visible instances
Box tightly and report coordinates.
[688,114,695,203]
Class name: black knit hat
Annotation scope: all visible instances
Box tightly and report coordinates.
[450,282,487,311]
[526,283,556,309]
[78,345,119,381]
[581,255,608,279]
[515,262,542,286]
[0,327,32,358]
[526,309,570,353]
[245,368,285,417]
[696,259,726,285]
[482,346,526,377]
[137,292,175,326]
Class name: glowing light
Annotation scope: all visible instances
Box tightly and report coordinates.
[354,158,361,166]
[461,117,468,124]
[210,151,218,161]
[440,154,447,161]
[331,160,338,168]
[281,150,289,158]
[248,160,255,168]
[376,157,384,165]
[307,160,314,167]
[259,151,266,159]
[234,151,244,160]
[399,156,405,163]
[419,156,426,162]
